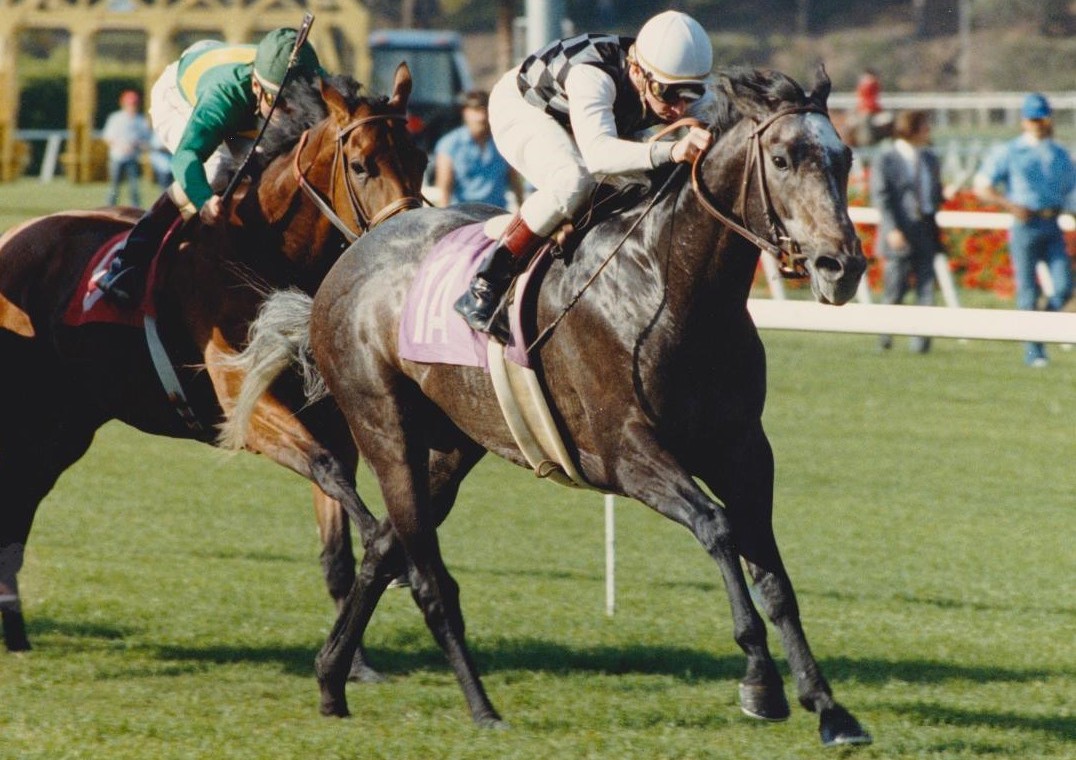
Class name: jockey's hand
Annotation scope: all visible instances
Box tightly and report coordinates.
[671,127,713,164]
[199,195,225,226]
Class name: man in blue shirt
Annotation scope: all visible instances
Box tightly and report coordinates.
[975,93,1076,367]
[433,90,521,209]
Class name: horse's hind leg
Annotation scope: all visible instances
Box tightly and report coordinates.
[317,518,406,708]
[317,441,485,693]
[1,419,96,652]
[706,430,871,747]
[311,486,356,608]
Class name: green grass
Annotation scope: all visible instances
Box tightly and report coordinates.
[1,180,1074,758]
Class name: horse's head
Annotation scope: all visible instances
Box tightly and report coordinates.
[314,65,428,236]
[253,68,427,254]
[707,66,865,305]
[322,65,428,232]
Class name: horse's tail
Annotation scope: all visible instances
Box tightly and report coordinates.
[217,289,327,451]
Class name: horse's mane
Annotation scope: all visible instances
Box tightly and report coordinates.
[254,74,385,169]
[579,67,813,232]
[709,66,811,130]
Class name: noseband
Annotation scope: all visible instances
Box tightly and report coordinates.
[688,105,828,279]
[292,113,423,243]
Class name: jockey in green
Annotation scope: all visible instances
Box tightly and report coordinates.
[96,28,322,305]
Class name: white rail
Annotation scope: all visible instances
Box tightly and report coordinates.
[748,301,1075,343]
[848,206,1076,232]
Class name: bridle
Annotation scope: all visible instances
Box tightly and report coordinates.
[529,104,832,351]
[292,112,423,243]
[686,105,829,279]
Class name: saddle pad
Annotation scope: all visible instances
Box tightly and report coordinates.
[62,221,176,328]
[398,222,494,368]
[63,232,145,327]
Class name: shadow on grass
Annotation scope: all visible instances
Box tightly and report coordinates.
[808,588,1076,618]
[26,616,137,642]
[886,701,1076,743]
[148,635,1074,692]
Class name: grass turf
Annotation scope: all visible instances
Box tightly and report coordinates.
[1,179,1073,758]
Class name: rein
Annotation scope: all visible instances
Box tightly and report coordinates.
[292,113,422,242]
[529,105,826,352]
[690,105,827,279]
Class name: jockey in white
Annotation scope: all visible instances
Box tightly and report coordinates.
[455,10,716,336]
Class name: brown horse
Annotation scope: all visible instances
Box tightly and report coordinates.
[224,67,873,745]
[0,68,427,653]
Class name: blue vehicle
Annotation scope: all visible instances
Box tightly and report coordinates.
[368,29,476,154]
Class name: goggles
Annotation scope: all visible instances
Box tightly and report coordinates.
[646,76,706,105]
[261,89,285,109]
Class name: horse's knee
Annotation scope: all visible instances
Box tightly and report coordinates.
[692,510,735,556]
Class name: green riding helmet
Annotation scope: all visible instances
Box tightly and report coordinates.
[253,28,321,94]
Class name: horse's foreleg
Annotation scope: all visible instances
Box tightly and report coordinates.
[617,429,781,721]
[706,430,872,747]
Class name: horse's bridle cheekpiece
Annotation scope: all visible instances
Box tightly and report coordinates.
[688,106,828,279]
[292,113,422,242]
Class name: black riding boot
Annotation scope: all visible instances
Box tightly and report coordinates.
[454,215,545,339]
[96,193,182,305]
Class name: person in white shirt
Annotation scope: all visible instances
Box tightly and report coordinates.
[454,10,716,336]
[102,90,152,207]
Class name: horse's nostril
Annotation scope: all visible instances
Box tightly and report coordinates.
[814,255,843,275]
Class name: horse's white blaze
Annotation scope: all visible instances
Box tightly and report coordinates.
[805,112,846,168]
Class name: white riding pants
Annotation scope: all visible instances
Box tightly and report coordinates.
[489,68,597,236]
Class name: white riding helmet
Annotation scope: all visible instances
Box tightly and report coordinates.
[634,11,713,84]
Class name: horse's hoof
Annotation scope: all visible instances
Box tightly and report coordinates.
[348,663,386,684]
[739,681,791,722]
[2,611,31,652]
[318,683,351,718]
[819,704,872,747]
[474,714,509,730]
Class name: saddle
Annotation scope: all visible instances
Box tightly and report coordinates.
[63,215,205,434]
[399,220,596,489]
[65,215,183,328]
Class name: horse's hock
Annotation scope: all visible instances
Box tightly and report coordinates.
[0,0,373,182]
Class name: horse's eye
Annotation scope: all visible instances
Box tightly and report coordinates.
[772,155,789,170]
[349,160,367,177]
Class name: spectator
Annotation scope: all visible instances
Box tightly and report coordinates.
[871,109,944,354]
[851,69,892,146]
[974,93,1076,367]
[433,90,522,209]
[102,90,152,207]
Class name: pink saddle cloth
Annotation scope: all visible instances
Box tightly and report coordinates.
[398,222,550,370]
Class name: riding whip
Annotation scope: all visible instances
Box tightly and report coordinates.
[220,12,316,206]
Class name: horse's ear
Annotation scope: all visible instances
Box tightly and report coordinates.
[388,62,412,112]
[319,77,348,118]
[807,62,832,111]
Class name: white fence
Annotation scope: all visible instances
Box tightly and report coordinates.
[829,91,1076,129]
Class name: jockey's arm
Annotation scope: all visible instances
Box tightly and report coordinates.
[566,66,674,175]
[170,89,246,219]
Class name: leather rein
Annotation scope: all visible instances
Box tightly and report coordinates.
[291,113,422,243]
[681,105,829,279]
